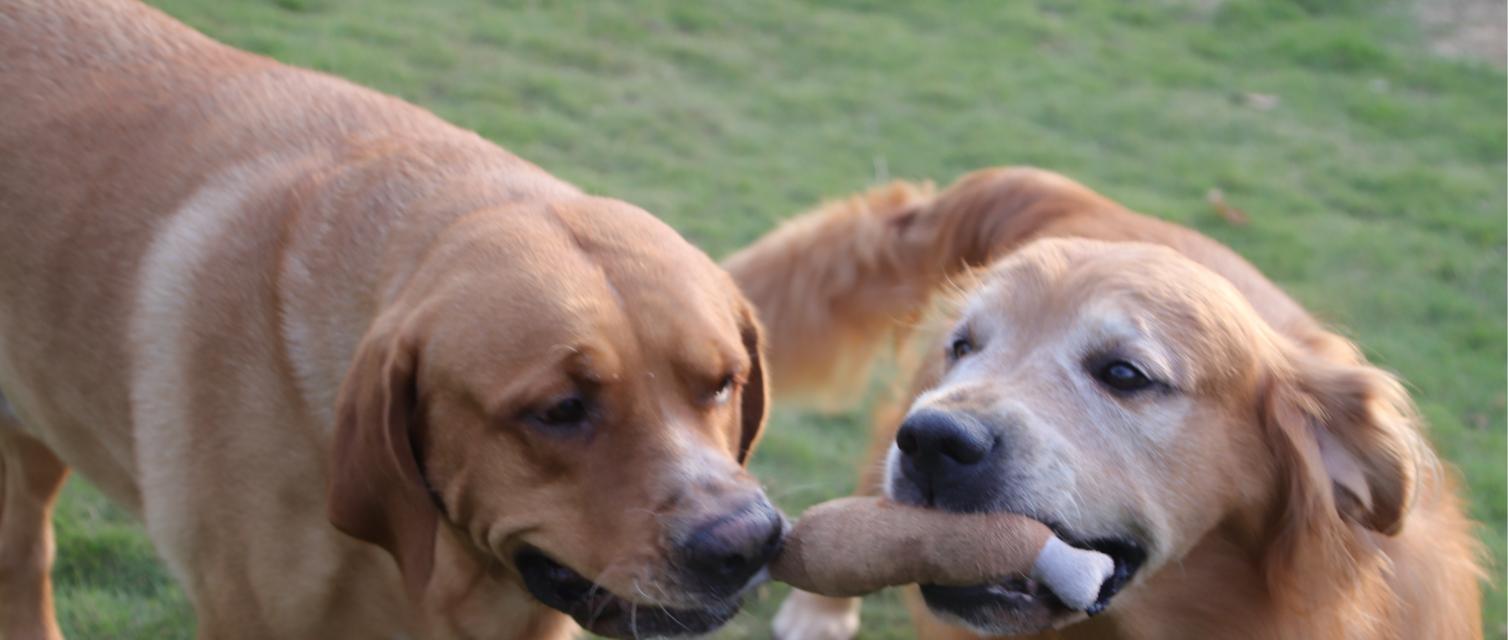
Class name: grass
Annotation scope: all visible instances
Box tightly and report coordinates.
[42,0,1504,637]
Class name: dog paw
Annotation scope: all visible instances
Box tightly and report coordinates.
[772,590,860,640]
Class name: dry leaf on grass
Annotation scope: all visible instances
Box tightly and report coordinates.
[1206,188,1250,226]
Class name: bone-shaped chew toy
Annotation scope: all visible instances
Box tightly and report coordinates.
[769,496,1115,611]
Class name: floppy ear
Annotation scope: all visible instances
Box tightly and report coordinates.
[735,303,770,465]
[1265,346,1424,537]
[326,318,438,600]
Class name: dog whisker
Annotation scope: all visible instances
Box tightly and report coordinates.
[628,586,641,640]
[636,581,691,632]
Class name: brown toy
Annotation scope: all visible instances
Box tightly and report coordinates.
[769,496,1114,611]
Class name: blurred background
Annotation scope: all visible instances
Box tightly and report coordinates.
[53,0,1504,637]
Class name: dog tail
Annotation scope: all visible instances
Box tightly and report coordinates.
[722,167,1109,401]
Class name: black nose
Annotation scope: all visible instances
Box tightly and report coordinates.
[678,500,784,596]
[896,409,995,498]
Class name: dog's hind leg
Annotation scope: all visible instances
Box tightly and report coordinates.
[0,399,69,640]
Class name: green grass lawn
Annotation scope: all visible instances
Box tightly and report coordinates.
[47,0,1504,637]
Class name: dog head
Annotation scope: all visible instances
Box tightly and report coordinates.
[327,197,781,638]
[885,238,1425,635]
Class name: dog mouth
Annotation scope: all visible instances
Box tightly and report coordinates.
[1078,535,1147,615]
[514,548,740,638]
[919,534,1146,635]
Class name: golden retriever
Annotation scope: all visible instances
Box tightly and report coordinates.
[724,168,1483,639]
[0,1,783,638]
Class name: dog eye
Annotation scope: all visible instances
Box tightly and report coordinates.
[535,396,590,427]
[1095,360,1154,393]
[709,375,736,405]
[948,336,975,361]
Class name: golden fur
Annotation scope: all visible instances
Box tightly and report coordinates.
[726,167,1483,639]
[0,1,776,638]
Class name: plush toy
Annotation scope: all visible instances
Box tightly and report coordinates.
[769,496,1114,612]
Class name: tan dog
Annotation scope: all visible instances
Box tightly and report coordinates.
[725,168,1483,639]
[0,1,785,638]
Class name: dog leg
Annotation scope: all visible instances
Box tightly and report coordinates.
[772,589,860,640]
[0,416,69,640]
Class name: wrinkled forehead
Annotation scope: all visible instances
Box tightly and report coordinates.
[967,239,1266,384]
[551,199,747,352]
[417,200,746,384]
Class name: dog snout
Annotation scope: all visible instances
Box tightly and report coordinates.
[895,409,998,505]
[676,498,784,596]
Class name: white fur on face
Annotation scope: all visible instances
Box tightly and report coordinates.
[1048,305,1195,452]
[885,260,1213,554]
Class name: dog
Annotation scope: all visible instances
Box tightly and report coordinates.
[0,1,784,638]
[724,168,1483,639]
